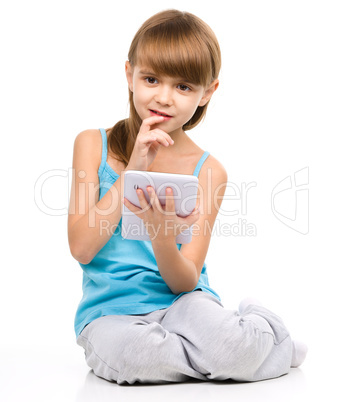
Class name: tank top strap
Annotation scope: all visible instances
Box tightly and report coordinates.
[193,151,210,177]
[98,128,108,176]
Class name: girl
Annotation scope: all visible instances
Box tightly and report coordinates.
[68,9,307,385]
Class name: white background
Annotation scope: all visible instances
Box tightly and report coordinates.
[1,0,341,401]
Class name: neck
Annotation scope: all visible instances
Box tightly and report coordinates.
[158,128,191,156]
[168,127,188,146]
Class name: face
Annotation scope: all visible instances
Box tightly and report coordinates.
[125,61,218,135]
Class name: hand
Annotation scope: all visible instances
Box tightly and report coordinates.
[125,115,174,171]
[123,186,200,241]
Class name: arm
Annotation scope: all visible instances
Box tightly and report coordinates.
[179,157,228,275]
[151,237,199,294]
[67,130,124,264]
[69,117,175,264]
[154,157,227,294]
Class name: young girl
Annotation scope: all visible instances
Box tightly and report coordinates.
[68,9,307,385]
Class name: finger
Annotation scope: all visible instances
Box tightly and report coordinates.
[139,115,166,135]
[139,134,161,146]
[175,211,200,237]
[139,130,174,148]
[138,130,172,148]
[149,129,175,146]
[136,188,152,216]
[165,187,175,214]
[146,186,163,213]
[122,197,141,214]
[188,196,201,214]
[184,209,201,226]
[191,202,201,216]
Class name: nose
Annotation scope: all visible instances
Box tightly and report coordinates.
[154,84,173,106]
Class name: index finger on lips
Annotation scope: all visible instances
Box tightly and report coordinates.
[140,115,165,135]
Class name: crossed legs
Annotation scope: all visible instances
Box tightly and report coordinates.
[77,291,295,385]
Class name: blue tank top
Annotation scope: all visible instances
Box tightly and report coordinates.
[74,128,221,338]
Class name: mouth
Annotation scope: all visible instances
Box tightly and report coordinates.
[149,109,173,118]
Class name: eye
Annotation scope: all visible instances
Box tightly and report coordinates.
[178,84,191,92]
[144,77,158,84]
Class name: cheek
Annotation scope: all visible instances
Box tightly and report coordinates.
[132,87,148,112]
[179,97,201,120]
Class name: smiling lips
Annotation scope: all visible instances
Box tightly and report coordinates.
[149,109,173,118]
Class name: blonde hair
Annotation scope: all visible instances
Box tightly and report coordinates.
[108,9,221,167]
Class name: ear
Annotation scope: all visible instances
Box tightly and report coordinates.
[125,61,134,92]
[198,79,219,107]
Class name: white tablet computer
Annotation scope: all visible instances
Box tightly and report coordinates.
[122,170,199,244]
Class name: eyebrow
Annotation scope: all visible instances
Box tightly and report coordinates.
[138,69,156,75]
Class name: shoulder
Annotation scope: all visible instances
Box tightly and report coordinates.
[200,153,228,183]
[73,129,103,171]
[183,135,227,181]
[74,128,102,147]
[197,153,228,208]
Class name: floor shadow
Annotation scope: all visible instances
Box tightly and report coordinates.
[75,368,307,402]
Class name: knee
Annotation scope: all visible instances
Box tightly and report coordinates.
[199,322,275,380]
[117,322,170,384]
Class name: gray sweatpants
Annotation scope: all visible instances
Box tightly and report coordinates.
[76,291,292,385]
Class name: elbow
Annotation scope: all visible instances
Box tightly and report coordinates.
[71,249,92,265]
[69,242,93,265]
[171,279,199,295]
[171,284,197,296]
[170,263,200,294]
[75,255,92,265]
